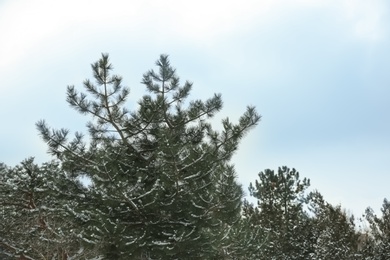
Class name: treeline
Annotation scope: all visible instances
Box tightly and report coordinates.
[1,55,388,259]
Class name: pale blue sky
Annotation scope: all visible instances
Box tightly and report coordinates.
[1,0,389,218]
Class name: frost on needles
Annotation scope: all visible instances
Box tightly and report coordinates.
[34,54,260,259]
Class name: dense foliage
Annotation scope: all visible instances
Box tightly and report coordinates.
[1,54,388,259]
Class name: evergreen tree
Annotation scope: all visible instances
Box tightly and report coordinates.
[0,159,96,259]
[36,54,261,259]
[221,215,268,260]
[363,198,390,259]
[244,167,364,259]
[307,191,360,259]
[245,166,312,259]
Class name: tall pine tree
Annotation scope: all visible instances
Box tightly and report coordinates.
[36,54,260,259]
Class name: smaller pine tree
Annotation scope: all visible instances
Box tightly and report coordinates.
[308,191,360,259]
[363,199,390,258]
[0,159,94,259]
[246,166,312,259]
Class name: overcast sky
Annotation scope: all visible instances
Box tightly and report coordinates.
[1,0,389,218]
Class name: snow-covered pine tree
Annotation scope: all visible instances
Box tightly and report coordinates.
[245,166,312,259]
[363,199,390,259]
[307,191,360,259]
[0,159,96,259]
[36,54,260,259]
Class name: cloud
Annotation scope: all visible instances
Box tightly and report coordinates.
[1,0,386,76]
[0,0,268,63]
[342,0,388,43]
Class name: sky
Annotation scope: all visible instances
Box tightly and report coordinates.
[1,0,389,219]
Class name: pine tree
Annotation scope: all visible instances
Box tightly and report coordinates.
[363,198,390,259]
[307,191,360,259]
[246,166,312,259]
[0,159,96,259]
[36,54,260,259]
[238,200,270,259]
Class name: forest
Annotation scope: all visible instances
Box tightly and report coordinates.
[1,54,389,259]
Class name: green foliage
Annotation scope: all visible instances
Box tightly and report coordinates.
[362,199,390,259]
[36,54,261,259]
[244,166,365,259]
[245,166,312,259]
[0,159,96,259]
[308,191,360,259]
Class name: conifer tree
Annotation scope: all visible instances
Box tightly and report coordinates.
[363,198,390,259]
[0,159,95,259]
[245,166,312,259]
[36,54,260,259]
[308,191,360,259]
